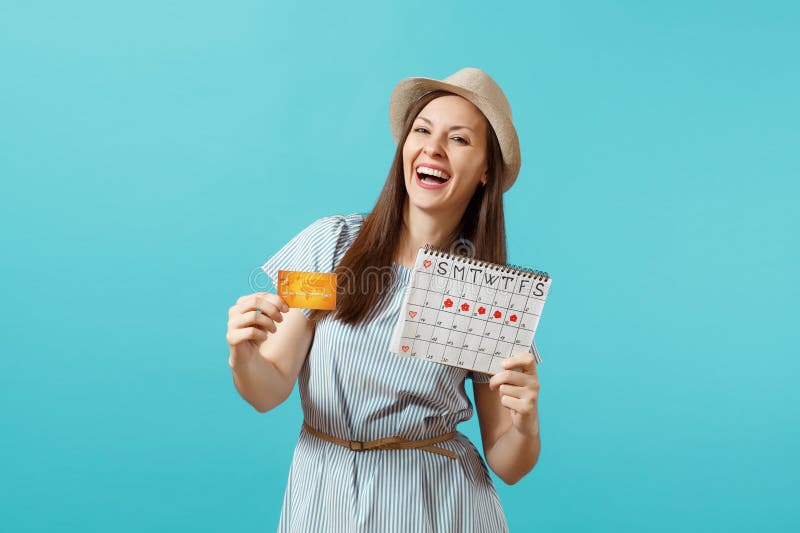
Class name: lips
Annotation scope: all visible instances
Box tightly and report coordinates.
[415,164,451,180]
[414,164,452,190]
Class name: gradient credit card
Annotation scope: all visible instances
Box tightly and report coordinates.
[277,270,337,310]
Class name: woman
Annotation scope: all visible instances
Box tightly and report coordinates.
[226,67,541,532]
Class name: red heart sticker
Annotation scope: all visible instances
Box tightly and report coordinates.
[443,298,454,308]
[423,260,432,268]
[477,306,487,315]
[460,303,470,312]
[409,311,417,318]
[493,310,502,319]
[509,314,518,322]
[401,345,409,352]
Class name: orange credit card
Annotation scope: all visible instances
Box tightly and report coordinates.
[277,270,337,310]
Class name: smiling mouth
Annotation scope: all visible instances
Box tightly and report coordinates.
[415,165,451,184]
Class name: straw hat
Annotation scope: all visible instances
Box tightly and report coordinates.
[389,67,521,193]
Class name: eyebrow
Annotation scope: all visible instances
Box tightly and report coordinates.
[416,116,475,133]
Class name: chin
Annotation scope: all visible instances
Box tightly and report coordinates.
[408,195,450,213]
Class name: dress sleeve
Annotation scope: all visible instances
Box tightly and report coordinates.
[468,371,491,384]
[260,215,349,320]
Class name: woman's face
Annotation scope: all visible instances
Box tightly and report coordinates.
[402,95,488,215]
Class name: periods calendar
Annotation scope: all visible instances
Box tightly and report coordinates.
[389,245,552,376]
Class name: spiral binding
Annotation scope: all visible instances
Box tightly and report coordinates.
[422,243,550,282]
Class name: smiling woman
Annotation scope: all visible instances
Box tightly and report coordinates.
[226,67,541,533]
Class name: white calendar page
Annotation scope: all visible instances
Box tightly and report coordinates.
[389,247,551,375]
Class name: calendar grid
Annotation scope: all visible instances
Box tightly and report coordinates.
[391,246,551,375]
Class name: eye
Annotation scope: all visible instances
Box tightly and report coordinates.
[452,136,468,145]
[414,127,429,134]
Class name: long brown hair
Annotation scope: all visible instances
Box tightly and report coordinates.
[311,90,508,325]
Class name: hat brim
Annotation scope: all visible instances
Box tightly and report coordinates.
[389,77,521,193]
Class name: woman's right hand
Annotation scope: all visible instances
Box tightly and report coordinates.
[226,292,290,366]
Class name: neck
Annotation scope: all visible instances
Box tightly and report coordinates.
[395,200,463,268]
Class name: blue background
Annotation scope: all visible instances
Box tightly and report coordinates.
[1,1,798,531]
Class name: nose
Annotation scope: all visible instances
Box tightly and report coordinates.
[423,141,444,158]
[421,127,447,158]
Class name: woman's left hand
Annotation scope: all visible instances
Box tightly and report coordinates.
[488,352,540,438]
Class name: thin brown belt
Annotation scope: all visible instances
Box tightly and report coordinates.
[302,421,458,460]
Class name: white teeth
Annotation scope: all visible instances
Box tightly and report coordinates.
[416,166,451,180]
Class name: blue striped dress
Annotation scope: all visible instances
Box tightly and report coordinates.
[260,212,508,532]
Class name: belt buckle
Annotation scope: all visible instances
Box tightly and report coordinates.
[348,440,365,451]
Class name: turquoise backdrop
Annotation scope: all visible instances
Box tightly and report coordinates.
[1,1,798,531]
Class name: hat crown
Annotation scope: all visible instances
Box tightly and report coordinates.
[442,67,513,118]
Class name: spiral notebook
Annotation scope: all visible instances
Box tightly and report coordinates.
[389,245,552,376]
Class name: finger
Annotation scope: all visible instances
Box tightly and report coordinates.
[233,310,278,334]
[489,369,533,389]
[501,352,537,374]
[498,383,532,399]
[258,300,285,323]
[262,292,290,313]
[240,326,268,343]
[241,297,285,323]
[236,292,275,307]
[502,352,535,370]
[509,386,539,404]
[500,394,536,414]
[238,292,289,315]
[226,326,268,346]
